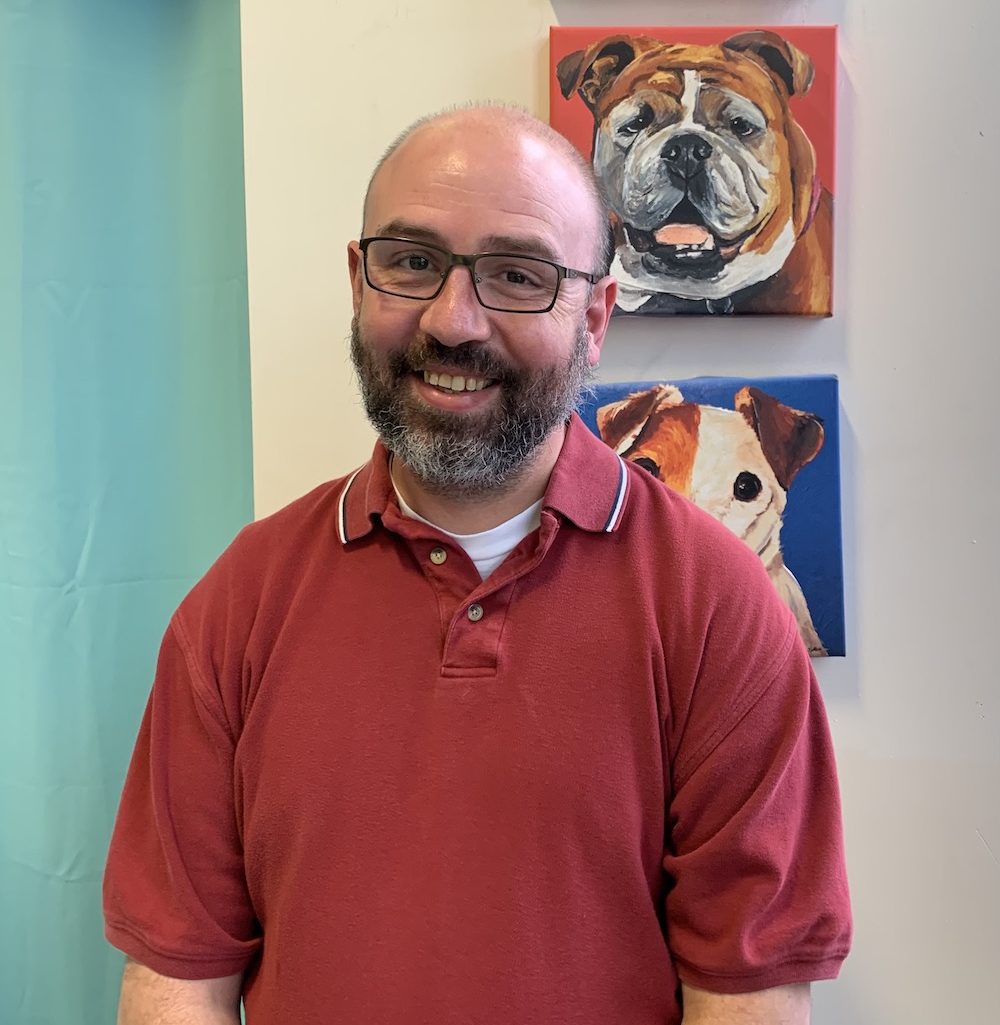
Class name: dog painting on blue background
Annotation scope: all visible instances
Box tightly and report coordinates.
[580,376,844,657]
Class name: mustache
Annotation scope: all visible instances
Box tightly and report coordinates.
[390,336,517,383]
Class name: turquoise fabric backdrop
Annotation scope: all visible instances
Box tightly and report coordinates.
[0,3,253,1021]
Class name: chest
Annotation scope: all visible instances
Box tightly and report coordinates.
[232,536,671,898]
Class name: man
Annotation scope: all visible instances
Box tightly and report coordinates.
[104,105,851,1024]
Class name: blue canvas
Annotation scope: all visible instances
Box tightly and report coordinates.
[579,376,845,657]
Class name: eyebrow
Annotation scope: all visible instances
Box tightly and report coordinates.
[373,219,564,264]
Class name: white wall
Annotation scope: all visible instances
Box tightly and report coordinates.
[240,2,1000,1022]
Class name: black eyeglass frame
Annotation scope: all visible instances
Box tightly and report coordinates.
[358,236,600,314]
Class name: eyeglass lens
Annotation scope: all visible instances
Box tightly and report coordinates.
[365,239,560,311]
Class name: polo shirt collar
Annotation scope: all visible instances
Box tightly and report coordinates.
[335,445,393,545]
[336,412,629,545]
[540,413,629,532]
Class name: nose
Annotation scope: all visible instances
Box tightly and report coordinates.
[418,263,493,347]
[661,133,713,181]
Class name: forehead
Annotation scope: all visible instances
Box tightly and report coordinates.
[365,122,596,265]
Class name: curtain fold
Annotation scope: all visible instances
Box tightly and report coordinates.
[0,3,253,1021]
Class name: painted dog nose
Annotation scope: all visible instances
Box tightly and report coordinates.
[661,134,713,180]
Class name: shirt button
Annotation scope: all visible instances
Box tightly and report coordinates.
[430,546,447,565]
[467,603,484,622]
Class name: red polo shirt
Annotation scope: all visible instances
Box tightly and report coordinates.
[104,414,851,1024]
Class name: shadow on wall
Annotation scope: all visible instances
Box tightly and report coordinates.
[549,0,850,28]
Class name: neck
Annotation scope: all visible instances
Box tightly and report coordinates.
[390,427,565,534]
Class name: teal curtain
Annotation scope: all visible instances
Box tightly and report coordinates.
[0,3,253,1022]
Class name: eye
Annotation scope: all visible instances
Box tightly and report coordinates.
[632,456,661,478]
[729,116,758,138]
[618,104,653,137]
[381,246,442,273]
[733,471,762,502]
[478,260,546,289]
[502,268,532,286]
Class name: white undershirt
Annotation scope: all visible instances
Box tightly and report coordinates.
[394,486,542,580]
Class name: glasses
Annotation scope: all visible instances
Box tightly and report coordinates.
[358,236,599,314]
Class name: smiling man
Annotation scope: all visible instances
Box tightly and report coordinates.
[104,106,851,1024]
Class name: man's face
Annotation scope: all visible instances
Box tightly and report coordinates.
[347,117,616,496]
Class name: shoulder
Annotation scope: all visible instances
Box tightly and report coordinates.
[618,460,776,605]
[614,463,803,719]
[232,478,348,564]
[175,476,353,633]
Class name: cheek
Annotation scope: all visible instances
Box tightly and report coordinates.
[358,295,421,347]
[500,313,580,370]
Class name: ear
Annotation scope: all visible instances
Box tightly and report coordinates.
[597,384,683,454]
[348,241,364,315]
[735,386,824,490]
[556,35,650,111]
[582,274,618,366]
[722,30,815,97]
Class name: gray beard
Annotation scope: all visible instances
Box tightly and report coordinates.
[350,319,593,498]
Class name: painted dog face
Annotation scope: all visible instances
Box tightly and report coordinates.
[557,32,819,307]
[597,384,824,567]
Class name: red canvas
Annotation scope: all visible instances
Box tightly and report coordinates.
[550,26,837,316]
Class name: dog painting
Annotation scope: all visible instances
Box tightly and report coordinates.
[551,26,837,316]
[579,377,845,656]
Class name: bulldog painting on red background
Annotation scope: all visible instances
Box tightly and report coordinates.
[550,26,837,316]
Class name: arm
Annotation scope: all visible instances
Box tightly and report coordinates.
[104,616,261,1005]
[117,958,242,1025]
[681,982,810,1024]
[659,544,851,1003]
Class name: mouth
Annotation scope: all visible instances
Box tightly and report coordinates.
[420,369,494,394]
[625,199,745,279]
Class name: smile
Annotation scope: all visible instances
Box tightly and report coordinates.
[422,370,493,393]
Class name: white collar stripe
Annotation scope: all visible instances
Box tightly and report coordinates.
[337,467,364,544]
[604,456,628,532]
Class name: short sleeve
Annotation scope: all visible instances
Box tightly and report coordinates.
[662,617,852,993]
[103,616,261,979]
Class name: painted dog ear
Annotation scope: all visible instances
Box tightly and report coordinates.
[597,384,683,454]
[735,386,824,490]
[722,30,815,97]
[556,35,653,110]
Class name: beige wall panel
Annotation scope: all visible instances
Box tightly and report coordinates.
[242,0,556,517]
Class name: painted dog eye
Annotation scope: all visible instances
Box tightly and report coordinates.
[733,471,762,501]
[632,456,661,478]
[729,116,757,138]
[618,105,653,137]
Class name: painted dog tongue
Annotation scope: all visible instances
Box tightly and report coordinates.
[654,224,713,246]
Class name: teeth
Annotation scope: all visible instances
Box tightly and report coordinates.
[672,239,716,253]
[423,370,491,393]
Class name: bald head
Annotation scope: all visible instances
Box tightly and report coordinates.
[361,104,613,276]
